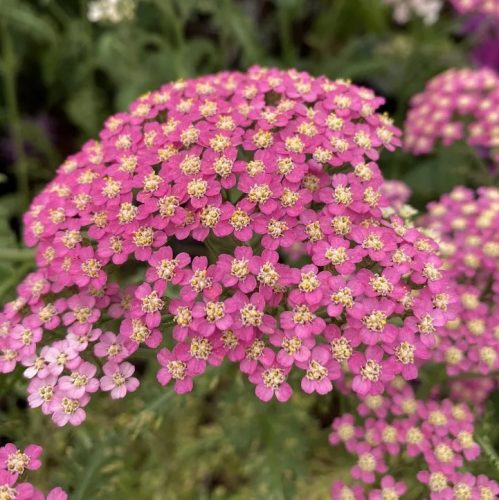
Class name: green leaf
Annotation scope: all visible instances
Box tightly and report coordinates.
[0,0,58,43]
[65,86,105,136]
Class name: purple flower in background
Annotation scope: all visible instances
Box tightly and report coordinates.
[0,114,57,164]
[463,15,499,72]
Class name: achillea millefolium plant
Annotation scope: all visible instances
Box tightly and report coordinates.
[1,65,453,418]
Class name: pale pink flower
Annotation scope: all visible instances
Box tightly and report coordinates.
[100,361,139,399]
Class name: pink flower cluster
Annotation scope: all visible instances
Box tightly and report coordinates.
[451,0,499,19]
[329,379,499,499]
[379,180,412,211]
[0,66,452,426]
[421,186,499,376]
[404,67,499,164]
[447,377,497,411]
[0,443,67,499]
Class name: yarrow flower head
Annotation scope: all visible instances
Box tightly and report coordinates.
[0,442,67,499]
[420,186,499,376]
[0,66,453,426]
[404,67,499,165]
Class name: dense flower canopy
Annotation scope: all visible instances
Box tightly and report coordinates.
[404,67,499,164]
[0,66,452,426]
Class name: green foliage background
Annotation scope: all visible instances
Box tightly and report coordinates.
[0,1,498,498]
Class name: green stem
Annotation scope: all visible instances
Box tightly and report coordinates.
[71,446,105,500]
[46,0,71,25]
[155,0,187,78]
[0,248,35,261]
[476,435,499,473]
[72,388,174,499]
[0,261,33,300]
[203,236,220,264]
[277,5,296,67]
[1,21,29,210]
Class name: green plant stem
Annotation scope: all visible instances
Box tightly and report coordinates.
[476,435,499,473]
[0,260,33,300]
[71,446,105,500]
[1,21,29,210]
[46,0,71,25]
[277,5,296,67]
[0,248,35,261]
[154,0,187,78]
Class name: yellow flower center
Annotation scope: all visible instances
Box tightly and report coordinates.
[292,304,315,325]
[187,179,208,198]
[395,342,415,364]
[7,451,30,475]
[229,209,251,231]
[167,360,186,380]
[262,368,285,389]
[257,263,279,287]
[240,304,263,327]
[306,360,328,381]
[361,359,381,382]
[330,337,352,362]
[190,337,213,360]
[141,291,164,313]
[363,310,387,332]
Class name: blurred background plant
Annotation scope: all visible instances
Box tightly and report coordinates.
[0,1,498,498]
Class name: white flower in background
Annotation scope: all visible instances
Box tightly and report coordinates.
[383,0,443,25]
[87,0,137,23]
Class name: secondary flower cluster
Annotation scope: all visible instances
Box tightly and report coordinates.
[0,443,67,499]
[329,379,499,499]
[379,180,412,212]
[0,66,452,426]
[87,0,136,23]
[404,67,499,164]
[451,0,499,19]
[447,377,497,411]
[382,0,443,25]
[420,186,499,376]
